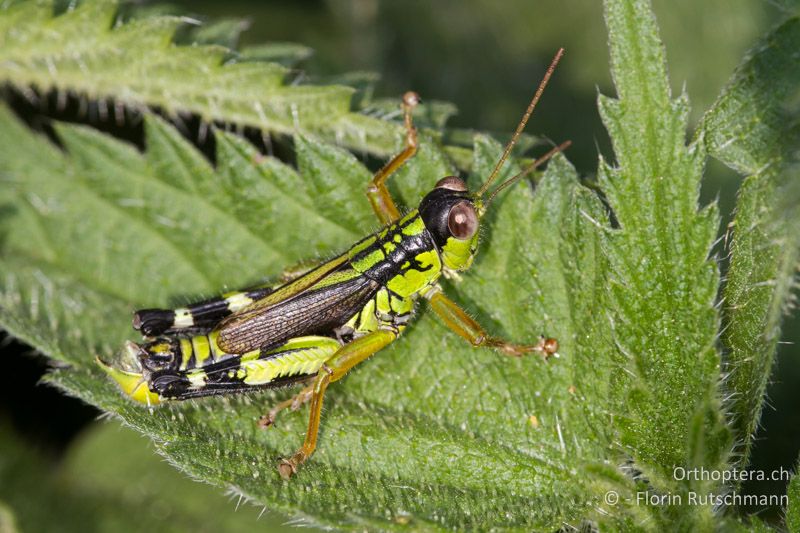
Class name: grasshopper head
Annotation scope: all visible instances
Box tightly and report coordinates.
[417,133,570,273]
[419,176,480,272]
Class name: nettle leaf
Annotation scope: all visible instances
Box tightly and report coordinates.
[720,166,800,469]
[0,95,617,528]
[700,16,800,176]
[788,463,800,531]
[598,0,729,528]
[0,0,408,158]
[4,0,796,529]
[701,15,800,469]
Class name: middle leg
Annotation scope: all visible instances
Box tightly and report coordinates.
[258,382,314,429]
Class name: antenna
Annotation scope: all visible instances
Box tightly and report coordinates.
[476,47,565,198]
[484,140,571,207]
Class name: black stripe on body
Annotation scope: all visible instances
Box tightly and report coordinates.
[352,214,438,285]
[132,308,179,337]
[150,368,312,400]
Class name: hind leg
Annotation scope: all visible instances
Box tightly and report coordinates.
[278,330,397,479]
[133,289,271,337]
[133,259,324,337]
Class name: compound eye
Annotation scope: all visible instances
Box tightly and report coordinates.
[435,175,468,192]
[447,201,478,239]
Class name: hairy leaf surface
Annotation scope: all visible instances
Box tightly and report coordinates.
[701,16,800,468]
[597,0,729,529]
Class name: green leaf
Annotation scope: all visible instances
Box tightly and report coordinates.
[4,0,796,529]
[0,0,406,158]
[176,18,250,50]
[788,462,800,531]
[720,166,800,468]
[598,0,729,527]
[701,16,800,469]
[0,0,473,172]
[700,16,800,175]
[238,42,314,68]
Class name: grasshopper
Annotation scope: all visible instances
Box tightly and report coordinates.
[99,49,567,479]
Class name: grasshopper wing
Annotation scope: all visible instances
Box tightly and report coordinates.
[215,259,379,354]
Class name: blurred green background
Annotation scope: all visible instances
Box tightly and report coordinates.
[2,0,798,529]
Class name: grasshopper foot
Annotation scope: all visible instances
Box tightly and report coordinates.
[278,459,297,480]
[258,386,314,429]
[278,452,306,480]
[490,336,559,359]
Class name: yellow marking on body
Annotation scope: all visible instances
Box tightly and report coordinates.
[442,235,478,271]
[242,336,340,385]
[401,216,425,236]
[348,236,377,258]
[186,370,207,389]
[390,294,414,315]
[401,261,411,269]
[151,342,170,353]
[192,335,212,366]
[343,308,359,331]
[179,338,193,368]
[224,292,254,312]
[173,308,193,328]
[312,268,361,289]
[226,368,245,379]
[387,275,414,298]
[179,347,192,370]
[376,290,391,314]
[240,348,261,362]
[355,299,378,333]
[352,249,385,273]
[415,250,440,270]
[386,250,442,298]
[97,357,161,405]
[261,336,340,356]
[399,210,419,224]
[393,233,402,243]
[208,330,223,358]
[382,241,397,254]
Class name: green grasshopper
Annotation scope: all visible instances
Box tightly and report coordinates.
[99,49,567,479]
